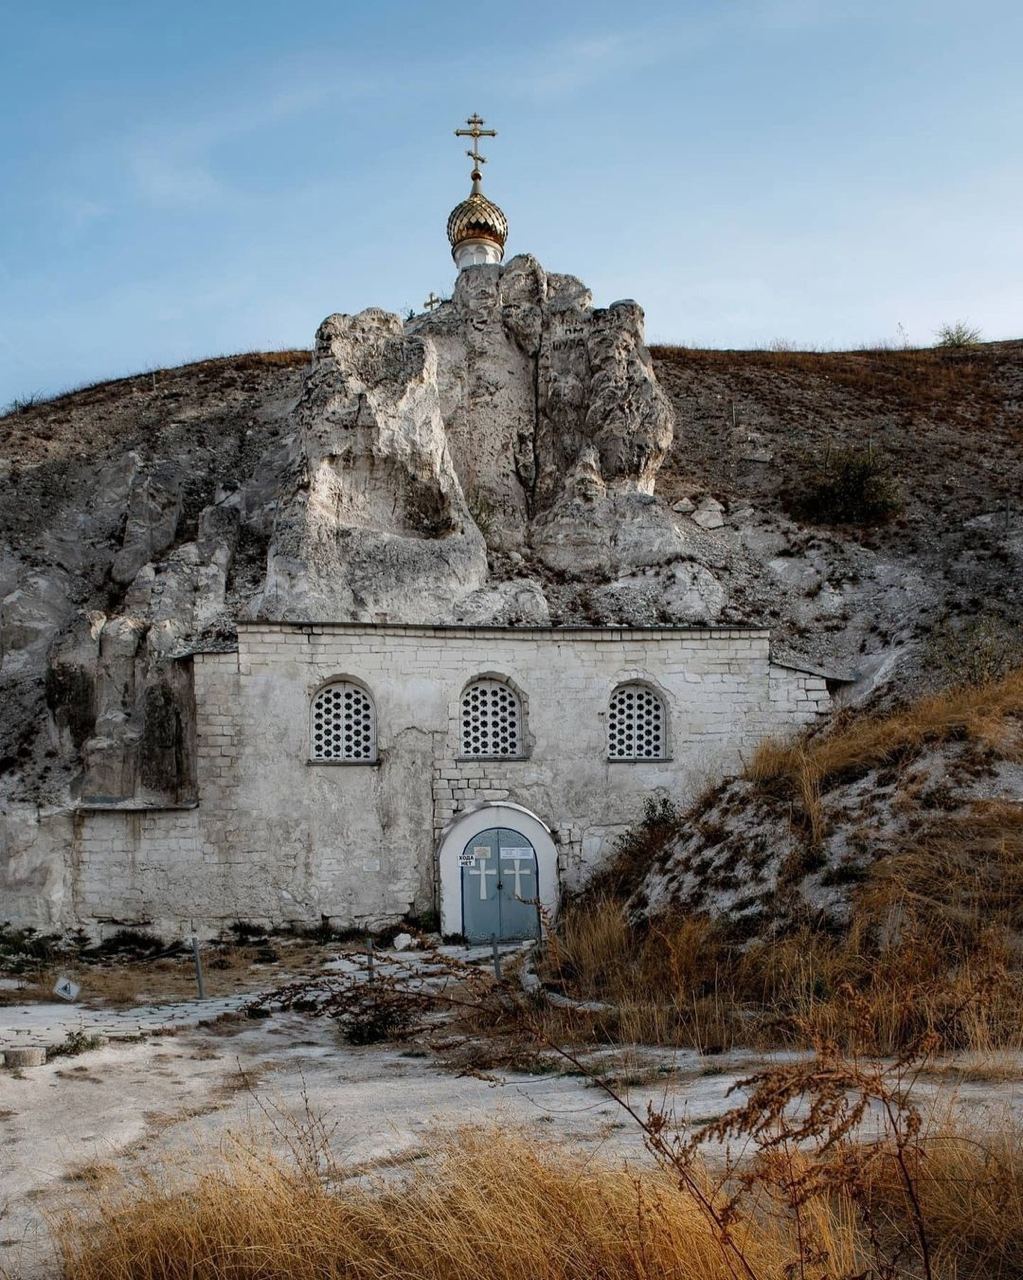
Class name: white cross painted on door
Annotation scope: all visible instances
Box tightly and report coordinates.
[503,856,531,900]
[468,862,497,900]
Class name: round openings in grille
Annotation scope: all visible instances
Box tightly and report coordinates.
[461,679,521,758]
[608,683,666,760]
[311,681,376,762]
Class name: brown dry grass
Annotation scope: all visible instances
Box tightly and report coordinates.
[64,1161,119,1186]
[55,1127,860,1280]
[543,899,739,1052]
[861,1100,1023,1278]
[746,667,1023,798]
[536,669,1023,1057]
[650,343,1001,416]
[542,876,1023,1057]
[53,1106,1023,1280]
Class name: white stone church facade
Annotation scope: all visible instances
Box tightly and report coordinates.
[70,623,829,939]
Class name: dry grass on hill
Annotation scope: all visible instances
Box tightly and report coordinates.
[541,668,1023,1056]
[746,666,1023,797]
[55,1107,1023,1280]
[650,342,1004,417]
[542,891,1023,1056]
[1,348,311,420]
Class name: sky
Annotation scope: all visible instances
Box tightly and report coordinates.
[1,0,1021,406]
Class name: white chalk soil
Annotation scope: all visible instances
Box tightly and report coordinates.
[2,945,1022,1279]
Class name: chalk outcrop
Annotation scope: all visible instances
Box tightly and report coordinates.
[253,308,488,623]
[4,257,720,823]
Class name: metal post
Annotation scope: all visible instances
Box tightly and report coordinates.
[366,934,375,983]
[492,934,502,981]
[191,935,206,1000]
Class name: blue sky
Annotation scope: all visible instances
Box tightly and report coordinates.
[1,0,1020,405]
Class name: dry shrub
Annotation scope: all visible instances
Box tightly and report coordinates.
[695,1043,1023,1280]
[581,795,685,903]
[924,614,1023,691]
[792,445,902,525]
[57,1126,859,1280]
[934,320,982,349]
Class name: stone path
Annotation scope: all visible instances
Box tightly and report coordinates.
[0,941,523,1058]
[0,994,254,1054]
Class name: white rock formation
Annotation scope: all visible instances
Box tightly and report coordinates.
[252,308,488,623]
[1,255,742,823]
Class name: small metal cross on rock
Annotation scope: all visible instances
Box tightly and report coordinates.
[423,291,444,312]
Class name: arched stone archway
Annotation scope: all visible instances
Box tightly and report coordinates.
[437,804,559,940]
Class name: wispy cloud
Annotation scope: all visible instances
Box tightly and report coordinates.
[738,0,837,30]
[508,26,696,101]
[121,69,376,210]
[130,150,228,209]
[61,196,109,227]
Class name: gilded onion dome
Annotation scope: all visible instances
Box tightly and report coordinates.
[446,177,509,255]
[448,114,507,269]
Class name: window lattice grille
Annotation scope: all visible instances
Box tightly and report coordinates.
[310,682,376,761]
[461,680,521,758]
[608,684,666,760]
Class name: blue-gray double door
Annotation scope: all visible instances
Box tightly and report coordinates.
[461,827,541,943]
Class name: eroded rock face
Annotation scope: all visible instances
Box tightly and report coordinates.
[252,308,488,622]
[245,261,684,626]
[408,257,675,535]
[2,256,716,823]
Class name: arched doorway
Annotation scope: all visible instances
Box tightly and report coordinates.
[438,804,558,941]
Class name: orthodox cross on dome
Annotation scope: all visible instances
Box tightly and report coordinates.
[423,291,444,312]
[455,112,496,184]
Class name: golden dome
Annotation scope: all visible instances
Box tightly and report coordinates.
[446,182,508,253]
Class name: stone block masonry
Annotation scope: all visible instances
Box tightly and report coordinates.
[18,624,831,935]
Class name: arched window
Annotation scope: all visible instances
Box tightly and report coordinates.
[460,679,522,758]
[310,681,377,762]
[608,683,666,761]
